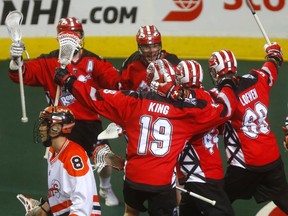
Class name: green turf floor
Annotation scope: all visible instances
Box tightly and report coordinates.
[0,59,287,216]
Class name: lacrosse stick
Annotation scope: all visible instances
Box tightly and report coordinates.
[43,31,81,159]
[176,186,216,206]
[5,10,29,123]
[98,123,124,140]
[16,194,40,215]
[54,31,81,106]
[246,0,271,45]
[92,144,125,173]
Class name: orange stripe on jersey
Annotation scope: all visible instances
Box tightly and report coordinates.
[58,140,90,177]
[91,214,101,216]
[51,200,72,213]
[93,195,99,202]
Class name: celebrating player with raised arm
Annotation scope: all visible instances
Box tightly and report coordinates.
[8,17,120,206]
[168,60,235,216]
[208,44,288,214]
[19,106,100,216]
[53,58,238,216]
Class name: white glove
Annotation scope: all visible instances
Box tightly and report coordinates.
[10,41,25,59]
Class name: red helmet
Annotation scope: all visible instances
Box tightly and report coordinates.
[146,59,175,85]
[136,25,161,45]
[176,60,203,88]
[57,17,83,37]
[208,50,237,84]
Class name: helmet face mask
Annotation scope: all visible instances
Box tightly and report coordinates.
[33,106,75,146]
[176,60,203,88]
[208,50,237,85]
[57,17,84,48]
[136,25,162,63]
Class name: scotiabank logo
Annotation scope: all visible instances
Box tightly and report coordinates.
[163,0,203,21]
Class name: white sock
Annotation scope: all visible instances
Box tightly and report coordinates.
[99,176,111,189]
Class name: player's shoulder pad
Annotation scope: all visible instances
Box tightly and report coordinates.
[121,51,142,71]
[37,50,59,59]
[82,49,105,60]
[62,142,90,177]
[162,50,181,66]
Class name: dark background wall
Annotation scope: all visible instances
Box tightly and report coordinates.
[0,59,287,216]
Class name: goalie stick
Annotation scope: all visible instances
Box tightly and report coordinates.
[5,10,29,123]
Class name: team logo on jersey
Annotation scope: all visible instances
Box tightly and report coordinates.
[60,90,76,106]
[48,179,61,198]
[163,0,203,21]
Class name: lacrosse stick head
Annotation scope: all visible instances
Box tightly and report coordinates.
[92,144,125,173]
[16,194,40,214]
[98,123,124,140]
[57,30,81,68]
[5,10,23,43]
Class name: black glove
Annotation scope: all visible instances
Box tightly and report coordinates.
[54,67,76,92]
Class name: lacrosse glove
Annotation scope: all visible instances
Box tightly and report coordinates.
[9,42,25,70]
[54,67,77,92]
[264,42,283,67]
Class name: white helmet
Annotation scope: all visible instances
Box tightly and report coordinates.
[208,50,237,84]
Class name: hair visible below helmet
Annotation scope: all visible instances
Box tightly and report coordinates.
[136,25,162,63]
[176,60,203,88]
[57,17,84,38]
[34,106,75,145]
[146,59,176,85]
[208,50,237,84]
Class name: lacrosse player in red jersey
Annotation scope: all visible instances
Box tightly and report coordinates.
[119,25,181,91]
[54,58,238,216]
[208,45,288,214]
[8,17,120,206]
[167,60,234,216]
[20,106,101,216]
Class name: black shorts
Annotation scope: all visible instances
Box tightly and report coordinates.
[224,161,288,204]
[123,181,177,216]
[179,180,235,216]
[67,120,109,156]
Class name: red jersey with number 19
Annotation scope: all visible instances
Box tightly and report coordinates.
[70,80,237,192]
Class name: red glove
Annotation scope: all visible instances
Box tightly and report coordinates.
[150,81,175,98]
[264,42,283,67]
